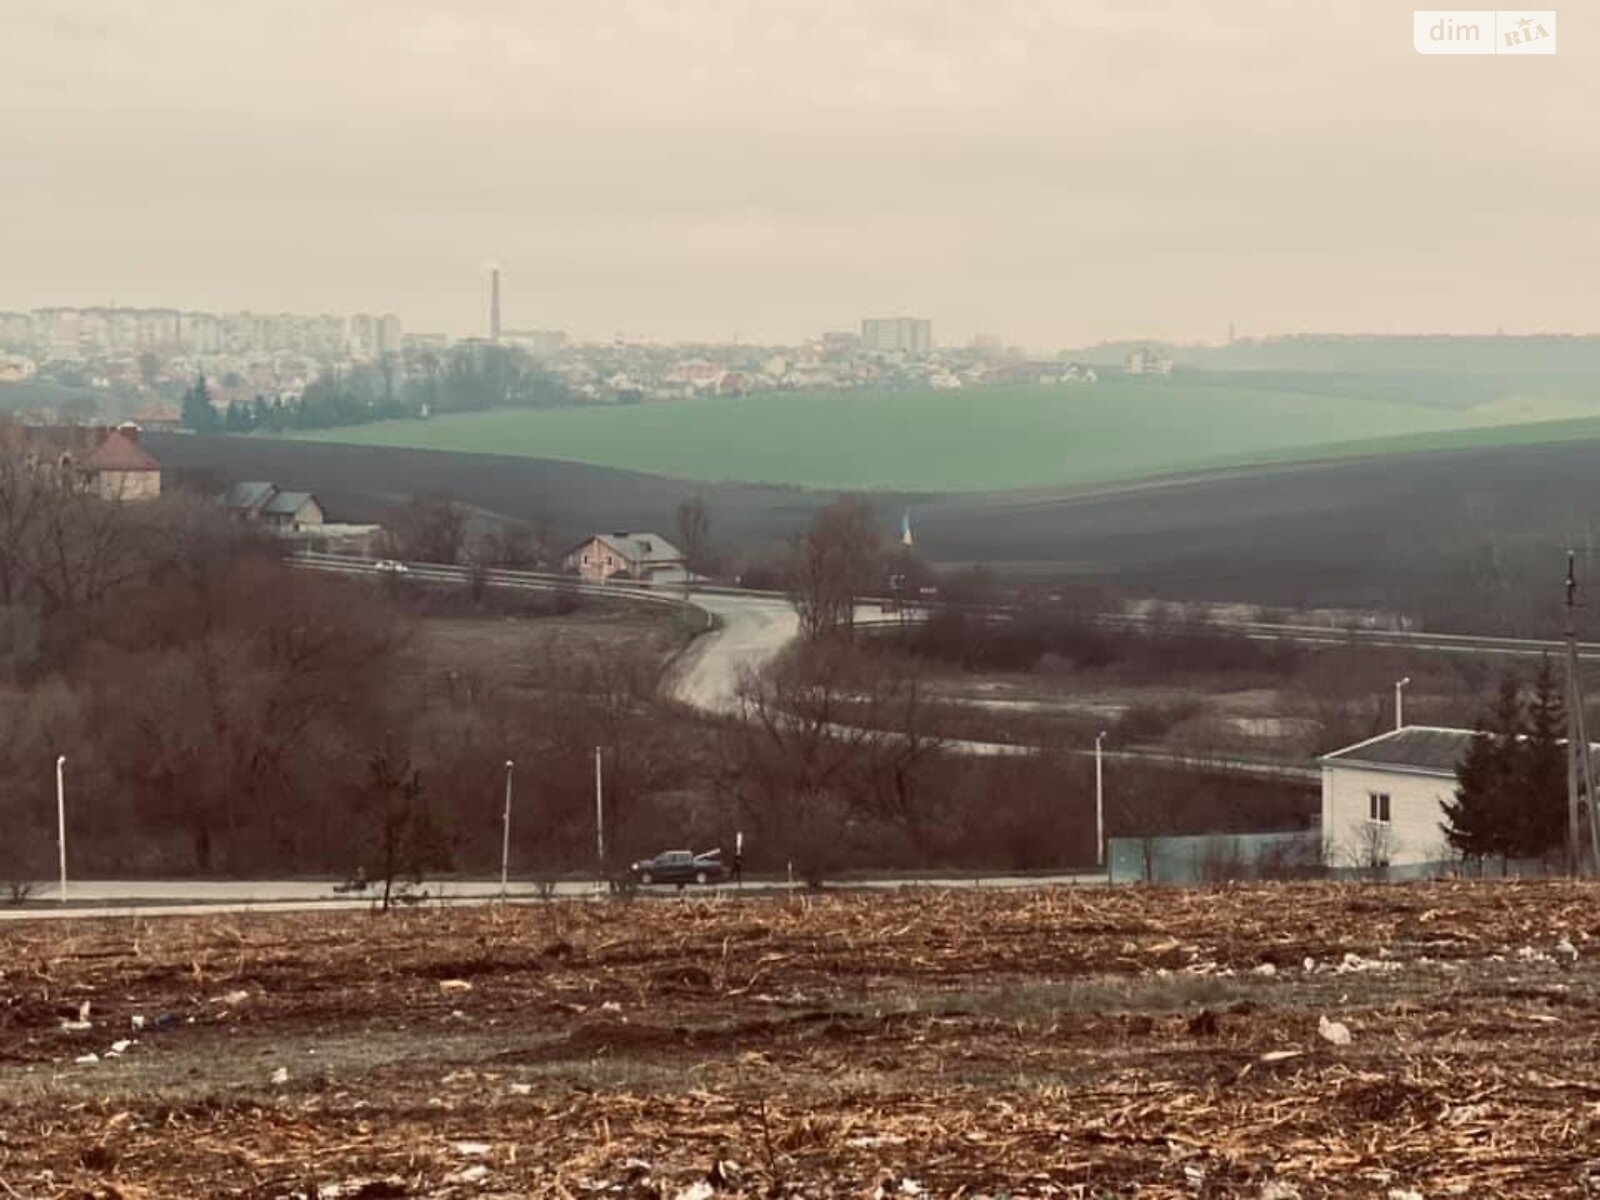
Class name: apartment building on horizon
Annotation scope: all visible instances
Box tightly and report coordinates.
[860,317,933,357]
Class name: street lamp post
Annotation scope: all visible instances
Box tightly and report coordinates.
[1094,731,1107,870]
[594,746,605,886]
[56,754,67,905]
[1395,677,1411,731]
[500,759,514,898]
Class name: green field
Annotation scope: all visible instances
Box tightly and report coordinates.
[288,376,1599,492]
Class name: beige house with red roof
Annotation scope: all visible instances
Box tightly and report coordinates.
[80,426,162,500]
[0,422,162,501]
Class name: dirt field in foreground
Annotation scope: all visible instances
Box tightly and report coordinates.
[3,884,1600,1198]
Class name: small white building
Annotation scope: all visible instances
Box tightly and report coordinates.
[1320,726,1477,870]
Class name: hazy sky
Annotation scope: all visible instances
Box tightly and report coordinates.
[3,1,1596,348]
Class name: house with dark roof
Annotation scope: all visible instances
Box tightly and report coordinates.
[562,531,686,584]
[219,481,325,532]
[1320,725,1599,872]
[1321,726,1481,871]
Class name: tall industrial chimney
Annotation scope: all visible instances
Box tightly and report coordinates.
[490,267,502,343]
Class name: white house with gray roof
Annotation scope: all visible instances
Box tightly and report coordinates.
[1319,726,1480,870]
[1323,725,1599,875]
[563,532,686,585]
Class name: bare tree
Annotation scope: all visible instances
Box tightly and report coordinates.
[787,497,882,640]
[0,428,143,622]
[675,495,711,599]
[475,519,538,570]
[727,643,946,877]
[1345,821,1394,880]
[382,494,469,564]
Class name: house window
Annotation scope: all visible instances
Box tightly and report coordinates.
[1368,792,1391,823]
[582,554,591,565]
[604,555,614,566]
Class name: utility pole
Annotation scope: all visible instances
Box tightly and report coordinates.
[1094,731,1107,871]
[1563,552,1600,875]
[56,754,67,905]
[594,746,605,885]
[1394,677,1411,731]
[500,759,514,898]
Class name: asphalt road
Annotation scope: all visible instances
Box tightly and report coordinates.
[1,873,1107,922]
[665,591,800,713]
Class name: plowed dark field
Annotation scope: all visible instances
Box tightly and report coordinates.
[4,883,1600,1197]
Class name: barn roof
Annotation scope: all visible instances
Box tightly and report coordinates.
[261,490,318,516]
[221,481,278,512]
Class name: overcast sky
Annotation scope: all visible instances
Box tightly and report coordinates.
[3,1,1596,348]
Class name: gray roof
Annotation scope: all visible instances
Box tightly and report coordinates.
[593,532,683,565]
[262,490,318,516]
[1323,725,1600,778]
[1321,727,1476,777]
[222,481,277,511]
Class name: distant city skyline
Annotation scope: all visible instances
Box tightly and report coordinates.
[6,291,1600,355]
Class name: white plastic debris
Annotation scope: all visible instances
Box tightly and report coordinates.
[59,1019,93,1033]
[1259,1049,1304,1064]
[870,1182,924,1199]
[452,1142,492,1158]
[600,1000,624,1014]
[1254,963,1277,977]
[439,979,474,994]
[448,1165,490,1185]
[1334,953,1401,975]
[75,1052,99,1065]
[1184,1162,1207,1191]
[1317,1015,1353,1047]
[674,1183,715,1200]
[270,1066,289,1085]
[107,1039,134,1057]
[130,1015,146,1033]
[1387,1190,1424,1200]
[1555,937,1579,964]
[220,989,250,1007]
[508,1083,533,1096]
[1302,956,1316,974]
[1261,1183,1302,1200]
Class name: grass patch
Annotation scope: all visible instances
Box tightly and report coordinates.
[278,375,1577,492]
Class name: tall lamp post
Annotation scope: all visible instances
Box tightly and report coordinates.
[1395,677,1411,731]
[594,746,605,887]
[1094,731,1107,870]
[56,754,67,905]
[499,759,514,898]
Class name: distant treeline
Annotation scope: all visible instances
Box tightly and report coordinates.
[184,344,570,433]
[883,603,1305,679]
[1071,334,1600,378]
